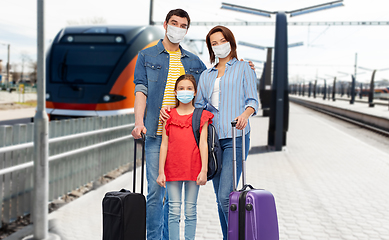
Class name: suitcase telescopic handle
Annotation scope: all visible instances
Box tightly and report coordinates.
[133,132,145,194]
[231,121,237,192]
[231,120,246,192]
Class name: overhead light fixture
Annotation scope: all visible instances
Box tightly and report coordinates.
[289,1,344,17]
[238,41,266,50]
[244,58,265,64]
[221,2,272,18]
[288,42,304,48]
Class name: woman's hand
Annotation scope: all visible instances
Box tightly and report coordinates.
[235,114,249,130]
[156,174,166,188]
[159,106,172,123]
[196,171,207,186]
[235,107,255,130]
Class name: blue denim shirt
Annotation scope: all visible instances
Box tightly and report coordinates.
[134,39,207,138]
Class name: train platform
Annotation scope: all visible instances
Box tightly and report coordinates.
[6,102,389,240]
[290,94,389,120]
[290,94,389,133]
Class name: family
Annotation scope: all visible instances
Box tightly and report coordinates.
[131,8,259,240]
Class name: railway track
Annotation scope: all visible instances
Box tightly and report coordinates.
[290,98,389,138]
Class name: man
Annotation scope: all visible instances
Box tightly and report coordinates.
[132,9,206,240]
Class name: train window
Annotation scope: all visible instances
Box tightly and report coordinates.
[60,35,126,43]
[50,44,127,84]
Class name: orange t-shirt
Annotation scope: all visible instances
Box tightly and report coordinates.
[164,108,214,182]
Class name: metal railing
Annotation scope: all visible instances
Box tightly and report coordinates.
[0,114,135,227]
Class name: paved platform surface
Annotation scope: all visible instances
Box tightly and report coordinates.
[6,103,389,240]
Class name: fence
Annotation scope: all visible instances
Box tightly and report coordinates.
[0,114,135,227]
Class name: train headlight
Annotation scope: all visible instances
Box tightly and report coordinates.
[115,36,123,43]
[67,36,74,42]
[103,95,110,102]
[46,93,50,99]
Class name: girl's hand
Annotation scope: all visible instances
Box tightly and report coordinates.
[196,171,207,186]
[156,174,166,188]
[235,114,249,130]
[159,106,171,123]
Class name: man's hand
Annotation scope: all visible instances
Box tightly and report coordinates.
[240,59,255,71]
[132,124,147,139]
[159,106,172,123]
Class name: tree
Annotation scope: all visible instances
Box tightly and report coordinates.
[20,51,32,82]
[29,61,37,84]
[11,62,20,84]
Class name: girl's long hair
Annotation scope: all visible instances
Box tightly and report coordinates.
[174,74,197,108]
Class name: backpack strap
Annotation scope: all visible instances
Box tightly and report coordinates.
[192,108,204,147]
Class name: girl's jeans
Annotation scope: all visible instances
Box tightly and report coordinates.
[166,181,200,240]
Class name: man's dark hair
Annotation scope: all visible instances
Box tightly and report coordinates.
[165,9,191,29]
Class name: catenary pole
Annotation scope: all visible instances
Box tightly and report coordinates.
[33,0,50,238]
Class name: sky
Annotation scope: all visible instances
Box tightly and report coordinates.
[1,0,389,85]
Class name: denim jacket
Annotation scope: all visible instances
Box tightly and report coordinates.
[134,39,207,138]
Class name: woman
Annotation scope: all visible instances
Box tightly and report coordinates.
[194,25,259,239]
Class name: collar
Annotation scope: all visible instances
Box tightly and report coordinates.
[207,58,238,73]
[157,39,189,58]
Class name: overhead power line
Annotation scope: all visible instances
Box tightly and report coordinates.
[153,21,389,26]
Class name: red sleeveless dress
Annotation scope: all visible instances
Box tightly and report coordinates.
[164,108,213,182]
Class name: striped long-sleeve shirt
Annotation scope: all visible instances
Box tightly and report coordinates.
[195,58,259,139]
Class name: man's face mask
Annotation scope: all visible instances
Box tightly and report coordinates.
[166,24,187,44]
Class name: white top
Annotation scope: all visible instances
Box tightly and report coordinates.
[211,77,221,110]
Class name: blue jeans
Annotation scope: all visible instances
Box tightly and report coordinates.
[145,136,169,240]
[166,181,199,240]
[212,133,250,240]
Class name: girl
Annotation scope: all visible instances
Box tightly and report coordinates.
[156,74,213,240]
[195,25,259,239]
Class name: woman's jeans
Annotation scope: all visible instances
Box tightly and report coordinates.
[212,133,250,240]
[166,181,200,240]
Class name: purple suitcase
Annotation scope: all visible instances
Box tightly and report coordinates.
[227,121,279,240]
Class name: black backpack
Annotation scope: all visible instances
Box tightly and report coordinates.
[192,108,222,180]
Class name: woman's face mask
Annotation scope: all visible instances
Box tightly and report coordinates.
[176,90,194,104]
[212,42,231,59]
[166,24,187,44]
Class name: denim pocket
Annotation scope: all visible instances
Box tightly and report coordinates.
[145,62,161,82]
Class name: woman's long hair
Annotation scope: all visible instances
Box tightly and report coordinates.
[206,25,238,64]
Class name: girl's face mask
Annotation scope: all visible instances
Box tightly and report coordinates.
[176,90,194,104]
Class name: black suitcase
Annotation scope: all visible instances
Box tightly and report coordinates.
[102,134,146,240]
